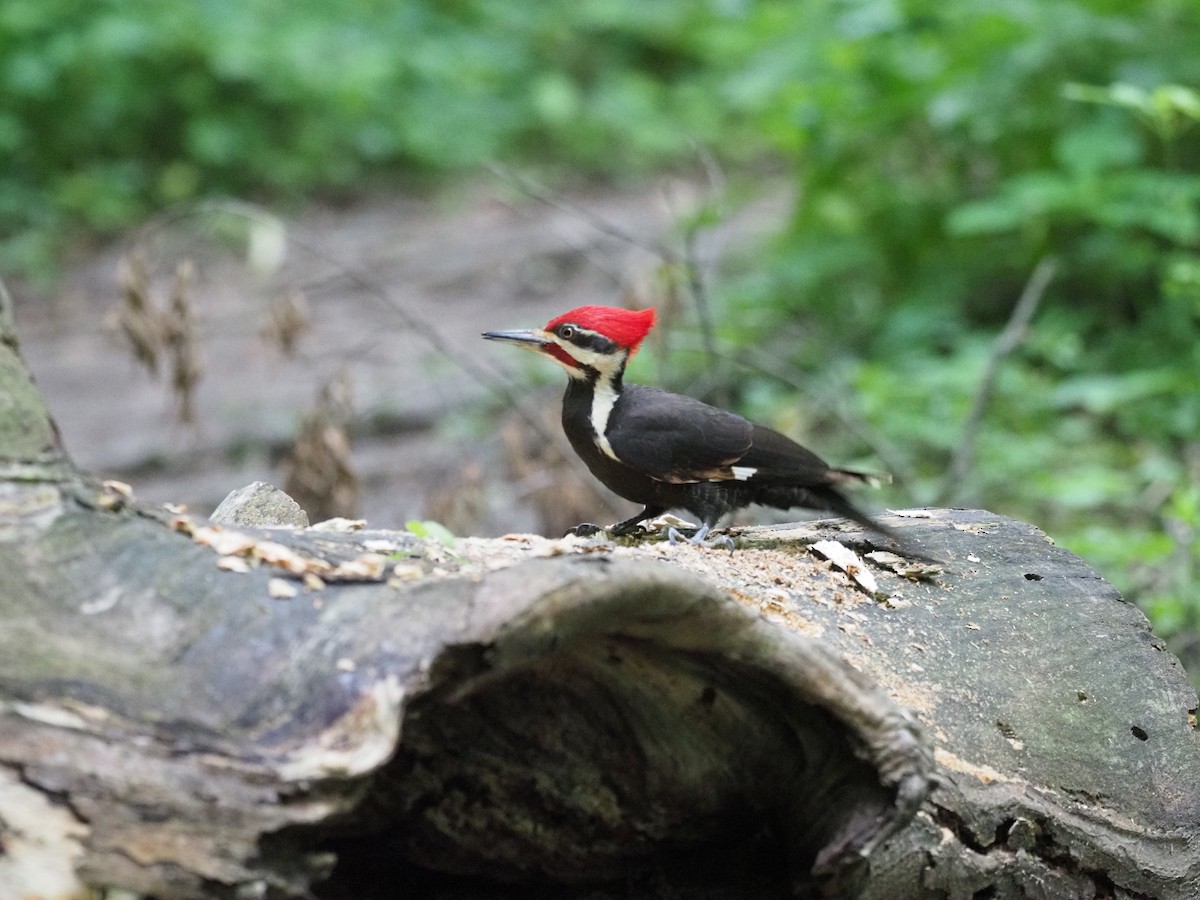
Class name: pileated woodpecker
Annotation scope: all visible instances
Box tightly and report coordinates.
[484,305,903,549]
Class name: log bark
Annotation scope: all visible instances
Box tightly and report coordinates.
[1,286,1198,899]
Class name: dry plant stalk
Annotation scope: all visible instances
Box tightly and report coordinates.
[112,253,205,424]
[260,289,312,358]
[115,251,161,376]
[283,370,361,523]
[162,260,204,424]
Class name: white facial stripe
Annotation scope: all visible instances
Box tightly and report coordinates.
[591,378,620,461]
[561,342,623,373]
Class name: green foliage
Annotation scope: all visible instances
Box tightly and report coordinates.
[0,0,760,277]
[405,519,456,548]
[691,0,1200,673]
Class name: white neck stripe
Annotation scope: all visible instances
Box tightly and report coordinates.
[590,376,620,460]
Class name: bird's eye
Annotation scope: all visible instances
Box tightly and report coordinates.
[558,324,577,340]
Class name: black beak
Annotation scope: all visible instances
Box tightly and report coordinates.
[481,328,552,349]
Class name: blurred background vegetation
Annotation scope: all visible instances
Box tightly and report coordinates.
[3,0,1198,672]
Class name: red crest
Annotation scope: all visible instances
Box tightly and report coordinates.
[544,306,657,354]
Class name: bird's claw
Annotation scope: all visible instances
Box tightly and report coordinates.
[711,534,736,552]
[667,525,735,552]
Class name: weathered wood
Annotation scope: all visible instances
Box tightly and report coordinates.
[0,483,934,898]
[1,287,1198,899]
[740,515,1200,899]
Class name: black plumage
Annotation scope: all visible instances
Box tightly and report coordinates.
[562,380,889,540]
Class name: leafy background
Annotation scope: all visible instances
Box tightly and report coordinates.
[3,0,1198,673]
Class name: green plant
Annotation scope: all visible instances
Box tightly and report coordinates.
[688,0,1200,675]
[405,519,456,548]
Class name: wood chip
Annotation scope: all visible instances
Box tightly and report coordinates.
[330,553,388,581]
[267,578,298,599]
[362,539,399,553]
[169,513,197,536]
[811,540,879,596]
[194,526,258,557]
[865,550,944,580]
[97,480,136,509]
[309,518,367,532]
[644,513,698,533]
[251,540,316,574]
[390,562,423,581]
[953,522,996,534]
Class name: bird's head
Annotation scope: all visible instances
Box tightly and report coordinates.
[483,305,657,379]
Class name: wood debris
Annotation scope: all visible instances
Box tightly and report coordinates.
[267,578,298,599]
[810,540,879,597]
[865,550,943,581]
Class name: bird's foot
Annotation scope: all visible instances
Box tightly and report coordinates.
[667,523,735,552]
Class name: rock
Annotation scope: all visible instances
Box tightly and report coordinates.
[209,481,310,528]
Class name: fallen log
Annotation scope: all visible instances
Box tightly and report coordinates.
[1,288,1197,899]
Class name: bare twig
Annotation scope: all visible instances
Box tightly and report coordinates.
[939,256,1058,504]
[487,163,677,261]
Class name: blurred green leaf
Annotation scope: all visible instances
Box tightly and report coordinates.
[405,519,457,547]
[1051,371,1183,415]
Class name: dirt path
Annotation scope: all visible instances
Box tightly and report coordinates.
[12,180,788,535]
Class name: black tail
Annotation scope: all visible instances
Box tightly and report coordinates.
[759,483,938,563]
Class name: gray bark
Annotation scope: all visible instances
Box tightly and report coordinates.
[1,286,1198,899]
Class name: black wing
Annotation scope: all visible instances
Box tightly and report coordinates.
[740,423,887,487]
[605,385,754,483]
[608,385,882,489]
[737,423,837,484]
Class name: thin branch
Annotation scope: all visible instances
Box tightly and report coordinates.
[938,256,1058,504]
[487,163,677,261]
